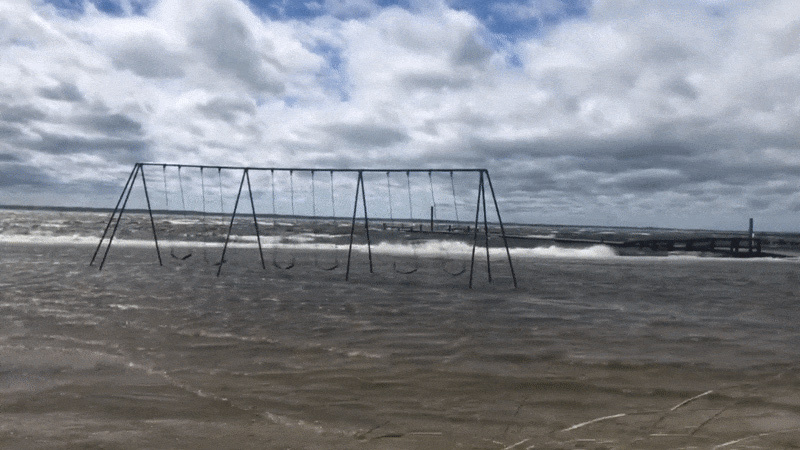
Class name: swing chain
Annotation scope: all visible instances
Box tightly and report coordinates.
[178,165,187,212]
[406,171,413,220]
[270,169,276,215]
[311,170,316,217]
[217,168,224,213]
[289,170,295,217]
[450,170,460,223]
[162,164,169,209]
[386,171,393,221]
[329,171,336,218]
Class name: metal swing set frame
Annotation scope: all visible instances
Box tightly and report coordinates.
[90,163,517,288]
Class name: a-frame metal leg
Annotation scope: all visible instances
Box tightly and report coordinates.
[345,171,362,281]
[360,173,373,274]
[217,169,247,276]
[481,172,492,283]
[91,165,137,266]
[485,172,517,288]
[245,170,266,269]
[140,165,163,266]
[98,164,141,270]
[469,171,483,288]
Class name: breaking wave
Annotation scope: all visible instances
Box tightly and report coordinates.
[514,245,618,259]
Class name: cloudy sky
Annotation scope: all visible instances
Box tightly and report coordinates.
[1,0,799,230]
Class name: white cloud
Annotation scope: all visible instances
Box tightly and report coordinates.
[1,0,799,229]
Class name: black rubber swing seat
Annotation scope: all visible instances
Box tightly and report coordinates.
[272,259,295,270]
[393,262,418,274]
[170,249,192,260]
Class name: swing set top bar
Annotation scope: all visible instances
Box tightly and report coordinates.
[137,162,486,174]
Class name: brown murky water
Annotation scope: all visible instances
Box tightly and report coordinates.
[2,210,800,449]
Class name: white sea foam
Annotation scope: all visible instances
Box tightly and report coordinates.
[109,304,140,311]
[513,245,619,259]
[0,232,666,262]
[2,230,795,263]
[0,233,99,246]
[657,252,798,263]
[524,234,557,239]
[371,240,474,257]
[159,218,201,226]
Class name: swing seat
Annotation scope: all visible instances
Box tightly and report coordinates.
[393,262,418,274]
[319,262,339,271]
[170,249,192,260]
[314,255,340,271]
[273,259,295,270]
[444,263,466,276]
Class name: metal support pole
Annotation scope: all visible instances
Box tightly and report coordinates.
[140,165,162,266]
[481,174,492,283]
[91,164,137,265]
[217,169,247,276]
[485,171,517,288]
[361,172,373,273]
[98,164,141,270]
[345,171,362,281]
[469,172,483,288]
[245,170,266,269]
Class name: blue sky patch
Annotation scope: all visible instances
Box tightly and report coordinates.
[41,0,152,16]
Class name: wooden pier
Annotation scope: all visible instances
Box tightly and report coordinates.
[618,236,763,256]
[501,233,788,258]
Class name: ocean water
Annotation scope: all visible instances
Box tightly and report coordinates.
[2,209,800,449]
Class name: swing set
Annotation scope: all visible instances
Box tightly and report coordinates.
[90,163,517,288]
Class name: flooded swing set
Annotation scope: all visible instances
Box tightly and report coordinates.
[90,163,517,288]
